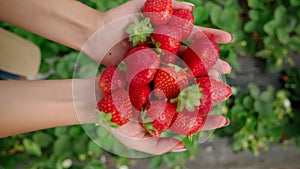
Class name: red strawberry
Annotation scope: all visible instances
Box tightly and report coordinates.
[210,78,232,104]
[154,64,188,99]
[97,89,132,127]
[129,84,151,111]
[160,51,178,64]
[152,25,181,54]
[181,34,220,77]
[168,109,206,136]
[196,77,213,115]
[98,66,126,95]
[141,100,177,137]
[123,47,160,87]
[123,46,148,60]
[167,78,212,136]
[143,0,172,26]
[168,9,194,40]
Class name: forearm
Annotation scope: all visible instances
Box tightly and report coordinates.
[0,80,79,138]
[0,0,104,52]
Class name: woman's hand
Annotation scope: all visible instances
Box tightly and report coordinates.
[75,0,234,155]
[82,0,234,66]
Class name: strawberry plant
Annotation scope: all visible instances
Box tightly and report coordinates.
[217,83,300,156]
[240,0,300,72]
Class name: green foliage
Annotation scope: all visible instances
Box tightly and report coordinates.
[243,0,300,72]
[217,84,299,156]
[281,67,300,102]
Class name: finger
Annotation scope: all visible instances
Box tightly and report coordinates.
[211,59,232,74]
[208,69,221,80]
[173,1,195,11]
[201,115,230,131]
[111,131,182,155]
[114,121,148,138]
[192,26,234,44]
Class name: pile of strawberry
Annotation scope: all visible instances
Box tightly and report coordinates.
[96,0,232,137]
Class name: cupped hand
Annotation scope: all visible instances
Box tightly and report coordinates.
[77,0,233,155]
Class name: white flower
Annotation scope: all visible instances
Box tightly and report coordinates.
[62,159,72,168]
[119,165,129,169]
[283,99,291,108]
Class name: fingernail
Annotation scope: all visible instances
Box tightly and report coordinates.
[224,118,230,126]
[171,148,187,153]
[230,34,235,43]
[182,2,195,11]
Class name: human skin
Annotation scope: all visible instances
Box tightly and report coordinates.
[0,0,233,154]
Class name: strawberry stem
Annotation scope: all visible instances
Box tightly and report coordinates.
[126,17,153,47]
[170,84,203,112]
[141,110,157,136]
[96,110,119,128]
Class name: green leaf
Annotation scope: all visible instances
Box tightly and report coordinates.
[54,126,69,137]
[205,2,222,26]
[54,136,72,156]
[33,132,54,148]
[260,86,274,103]
[74,137,88,154]
[242,96,253,110]
[39,59,51,74]
[68,126,83,138]
[244,21,257,33]
[193,6,209,25]
[274,5,287,25]
[248,9,261,21]
[290,0,300,6]
[149,156,163,169]
[23,139,42,157]
[248,83,260,99]
[256,49,272,58]
[247,0,265,9]
[276,28,289,44]
[263,20,277,36]
[88,141,102,157]
[289,36,300,51]
[254,100,271,113]
[232,134,243,152]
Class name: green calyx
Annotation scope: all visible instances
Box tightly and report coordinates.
[170,84,203,112]
[141,110,157,136]
[166,63,187,73]
[126,17,153,47]
[96,110,119,128]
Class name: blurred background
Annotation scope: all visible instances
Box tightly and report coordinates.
[1,0,300,168]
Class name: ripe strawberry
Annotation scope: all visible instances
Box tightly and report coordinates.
[181,35,220,77]
[168,9,194,40]
[98,66,126,95]
[160,51,178,64]
[196,77,213,115]
[97,89,132,127]
[141,100,177,137]
[143,0,172,26]
[154,64,188,99]
[123,47,160,87]
[129,84,151,111]
[123,46,148,60]
[152,25,181,54]
[168,78,214,136]
[168,109,206,136]
[210,78,232,104]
